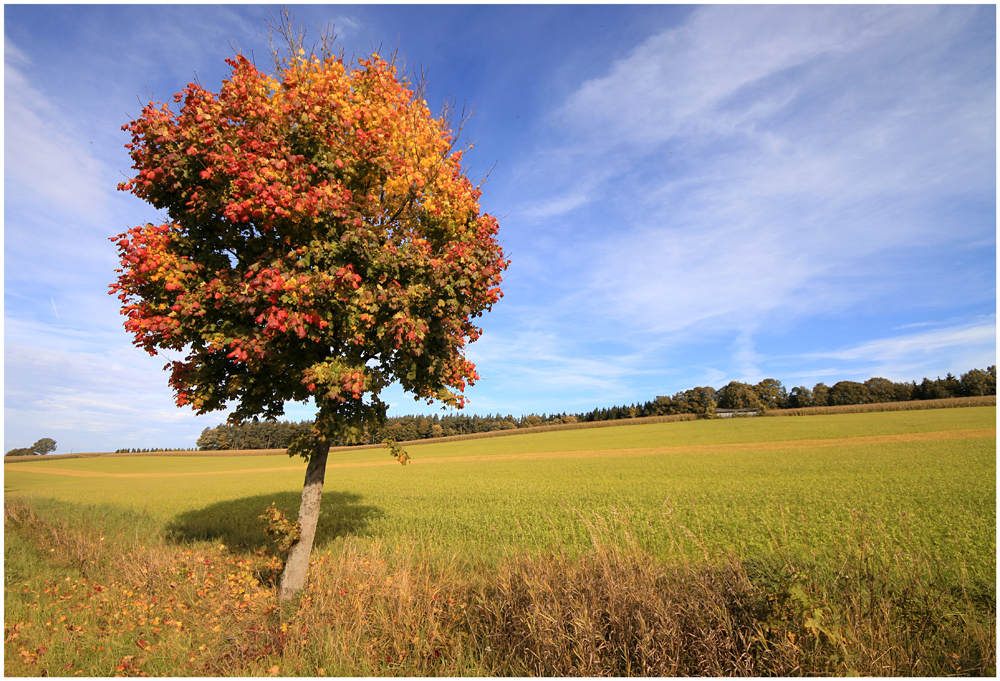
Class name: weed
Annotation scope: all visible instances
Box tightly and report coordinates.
[258,503,300,556]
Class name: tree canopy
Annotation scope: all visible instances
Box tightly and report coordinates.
[112,43,507,600]
[31,438,57,455]
[5,438,57,457]
[112,51,506,440]
[716,381,762,410]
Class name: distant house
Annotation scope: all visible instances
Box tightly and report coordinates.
[714,408,760,418]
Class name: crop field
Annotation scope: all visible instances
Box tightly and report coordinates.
[4,407,996,676]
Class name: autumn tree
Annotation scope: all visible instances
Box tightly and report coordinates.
[111,41,507,601]
[686,387,718,415]
[657,387,717,415]
[811,382,830,407]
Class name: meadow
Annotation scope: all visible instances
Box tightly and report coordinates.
[4,406,995,676]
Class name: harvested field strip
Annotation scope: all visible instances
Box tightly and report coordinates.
[9,427,992,479]
[4,464,305,478]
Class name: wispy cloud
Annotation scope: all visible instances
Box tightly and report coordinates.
[4,330,226,451]
[756,317,998,388]
[508,5,994,355]
[459,324,651,413]
[520,189,595,222]
[809,320,996,366]
[559,5,886,149]
[4,38,109,224]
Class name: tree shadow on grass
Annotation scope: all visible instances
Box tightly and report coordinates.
[164,490,383,552]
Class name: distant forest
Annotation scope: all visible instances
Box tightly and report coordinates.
[192,366,996,450]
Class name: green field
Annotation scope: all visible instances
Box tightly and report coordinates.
[5,407,996,676]
[6,408,995,564]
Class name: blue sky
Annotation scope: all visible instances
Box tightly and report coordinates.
[4,4,996,454]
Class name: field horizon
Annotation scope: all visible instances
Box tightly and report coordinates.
[4,394,994,463]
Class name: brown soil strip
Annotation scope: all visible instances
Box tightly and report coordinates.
[6,428,993,479]
[3,465,306,479]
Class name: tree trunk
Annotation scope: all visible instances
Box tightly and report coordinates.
[278,438,331,603]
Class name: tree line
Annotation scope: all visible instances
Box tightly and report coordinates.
[592,366,995,421]
[196,420,315,451]
[194,413,579,450]
[5,438,57,457]
[190,366,995,451]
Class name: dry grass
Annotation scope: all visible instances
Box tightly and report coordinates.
[5,497,994,677]
[466,507,996,676]
[3,449,291,463]
[470,511,770,676]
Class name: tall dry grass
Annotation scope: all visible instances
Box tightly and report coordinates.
[470,524,770,675]
[6,497,993,676]
[465,507,995,676]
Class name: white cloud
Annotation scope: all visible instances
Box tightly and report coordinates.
[5,37,29,64]
[4,38,110,223]
[4,342,227,452]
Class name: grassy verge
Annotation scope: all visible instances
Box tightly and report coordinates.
[4,496,995,677]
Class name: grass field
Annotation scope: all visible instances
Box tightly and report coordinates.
[4,406,996,676]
